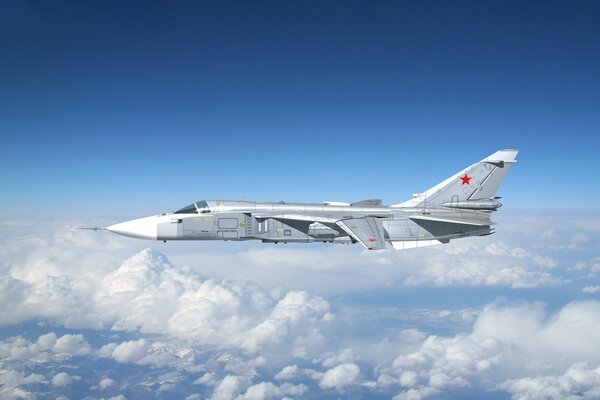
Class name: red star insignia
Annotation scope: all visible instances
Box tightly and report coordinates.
[460,174,472,185]
[367,238,377,242]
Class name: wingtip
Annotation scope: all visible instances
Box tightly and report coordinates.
[487,149,518,162]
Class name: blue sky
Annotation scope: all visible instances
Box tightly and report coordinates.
[2,1,600,216]
[1,2,600,400]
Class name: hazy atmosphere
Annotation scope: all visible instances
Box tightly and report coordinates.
[1,1,599,399]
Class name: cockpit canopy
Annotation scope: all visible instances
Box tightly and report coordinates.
[175,201,210,214]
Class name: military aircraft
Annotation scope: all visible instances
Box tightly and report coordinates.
[106,149,518,250]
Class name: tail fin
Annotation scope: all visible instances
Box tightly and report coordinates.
[393,149,518,208]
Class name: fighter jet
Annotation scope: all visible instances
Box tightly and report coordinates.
[106,149,518,250]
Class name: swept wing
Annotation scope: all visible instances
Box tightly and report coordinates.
[336,217,386,250]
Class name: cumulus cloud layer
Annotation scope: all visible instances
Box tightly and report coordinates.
[4,243,333,355]
[0,215,598,399]
[99,249,332,353]
[3,300,599,399]
[378,301,600,399]
[500,363,600,400]
[175,240,565,292]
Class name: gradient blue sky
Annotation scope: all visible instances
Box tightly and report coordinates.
[2,3,600,399]
[2,0,599,217]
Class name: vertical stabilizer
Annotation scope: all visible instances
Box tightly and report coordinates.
[393,149,518,208]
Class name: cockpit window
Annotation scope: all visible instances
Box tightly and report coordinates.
[175,203,198,214]
[175,201,211,214]
[197,201,211,213]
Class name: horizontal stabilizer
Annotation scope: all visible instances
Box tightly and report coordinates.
[409,214,492,226]
[336,217,386,250]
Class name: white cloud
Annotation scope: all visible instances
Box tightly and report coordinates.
[99,377,117,390]
[582,285,600,293]
[472,300,600,370]
[240,291,331,353]
[399,329,428,342]
[105,338,150,363]
[0,332,93,364]
[389,333,499,394]
[500,362,600,400]
[1,217,599,399]
[403,257,561,288]
[572,233,590,244]
[573,258,600,274]
[0,369,45,399]
[383,300,600,399]
[399,370,418,387]
[52,371,80,387]
[195,372,218,386]
[95,250,333,354]
[535,232,593,251]
[37,332,58,350]
[207,240,565,291]
[399,241,563,288]
[0,276,31,326]
[485,242,528,257]
[540,229,558,240]
[2,240,333,355]
[319,363,360,390]
[53,333,92,356]
[211,375,245,400]
[532,255,557,269]
[393,387,439,400]
[484,243,558,269]
[235,381,307,399]
[315,348,357,368]
[0,219,572,351]
[274,365,299,381]
[574,261,588,270]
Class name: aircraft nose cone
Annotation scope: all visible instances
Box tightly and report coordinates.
[106,216,158,240]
